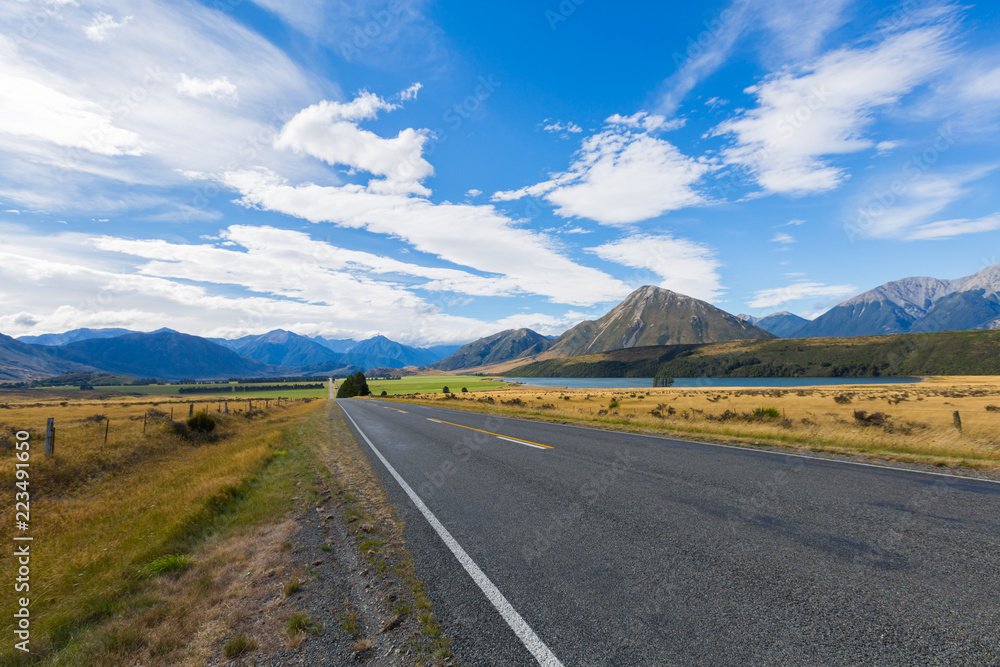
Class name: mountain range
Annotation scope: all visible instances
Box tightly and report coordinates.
[791,263,1000,338]
[4,263,1000,382]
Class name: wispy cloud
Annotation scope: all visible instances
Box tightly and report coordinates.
[906,213,1000,240]
[748,281,857,308]
[83,12,132,42]
[713,21,955,195]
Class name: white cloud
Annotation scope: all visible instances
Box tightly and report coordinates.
[464,188,482,197]
[748,281,857,308]
[94,224,522,299]
[784,218,805,226]
[176,74,239,105]
[905,213,1000,240]
[849,164,997,240]
[587,234,724,301]
[83,12,132,42]
[0,0,323,210]
[249,0,441,68]
[771,232,795,244]
[398,82,422,101]
[713,23,954,195]
[0,224,599,345]
[542,120,582,134]
[0,73,145,156]
[657,0,852,117]
[656,0,753,117]
[274,92,432,195]
[875,140,902,154]
[222,168,632,306]
[493,115,709,225]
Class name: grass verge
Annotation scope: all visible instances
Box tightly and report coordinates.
[314,401,454,659]
[0,395,323,665]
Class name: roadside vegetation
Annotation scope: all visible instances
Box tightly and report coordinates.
[385,377,1000,472]
[0,390,450,664]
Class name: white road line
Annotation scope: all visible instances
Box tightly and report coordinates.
[339,402,563,667]
[497,436,548,450]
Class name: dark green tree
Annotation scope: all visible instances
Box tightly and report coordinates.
[336,372,371,398]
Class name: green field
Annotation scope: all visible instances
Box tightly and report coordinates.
[37,376,512,398]
[367,375,512,396]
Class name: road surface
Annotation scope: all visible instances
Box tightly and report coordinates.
[336,398,1000,665]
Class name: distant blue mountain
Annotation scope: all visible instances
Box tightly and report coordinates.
[227,329,342,366]
[17,327,176,346]
[338,335,442,369]
[310,335,357,353]
[35,331,278,380]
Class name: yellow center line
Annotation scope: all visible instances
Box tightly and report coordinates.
[426,417,553,449]
[382,405,409,414]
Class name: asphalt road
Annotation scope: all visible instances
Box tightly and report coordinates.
[336,398,1000,666]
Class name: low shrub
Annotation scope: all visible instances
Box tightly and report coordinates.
[187,411,216,433]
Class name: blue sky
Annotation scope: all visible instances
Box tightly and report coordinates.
[2,0,999,345]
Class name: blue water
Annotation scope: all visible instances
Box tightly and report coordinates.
[503,377,923,389]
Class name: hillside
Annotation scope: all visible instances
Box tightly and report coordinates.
[504,330,1000,378]
[549,285,773,356]
[37,332,280,380]
[431,328,552,371]
[0,333,100,382]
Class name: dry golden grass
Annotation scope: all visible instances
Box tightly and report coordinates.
[0,391,321,664]
[391,377,1000,471]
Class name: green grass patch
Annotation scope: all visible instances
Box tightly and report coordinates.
[138,554,193,578]
[287,613,323,637]
[223,634,257,658]
[283,578,301,596]
[365,375,513,396]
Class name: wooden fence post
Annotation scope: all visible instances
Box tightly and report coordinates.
[143,411,147,434]
[224,402,228,414]
[189,403,194,417]
[104,419,109,446]
[953,410,963,432]
[170,407,174,420]
[44,418,54,457]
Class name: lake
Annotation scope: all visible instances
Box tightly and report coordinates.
[503,377,923,389]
